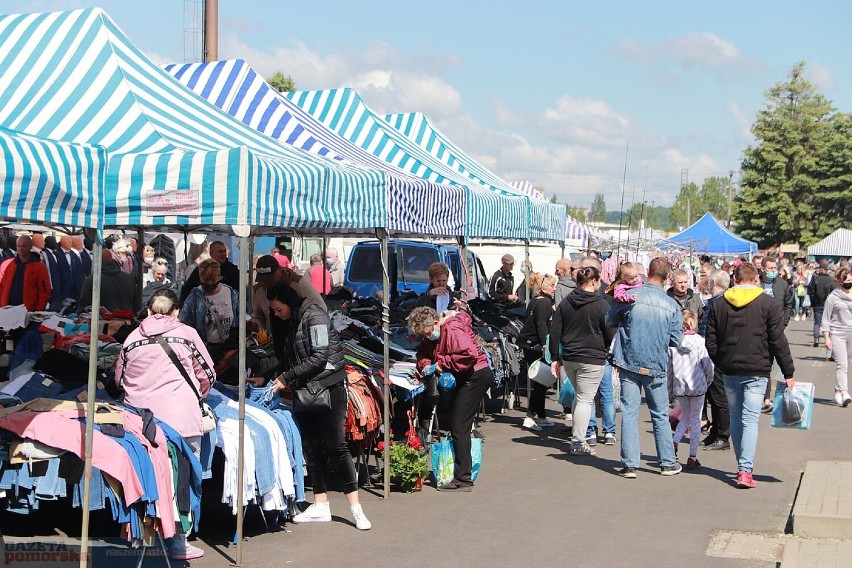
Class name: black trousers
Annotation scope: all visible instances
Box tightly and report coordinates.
[706,366,729,441]
[295,379,358,495]
[523,348,547,419]
[450,367,492,483]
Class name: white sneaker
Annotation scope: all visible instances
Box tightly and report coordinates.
[835,392,845,406]
[794,315,800,321]
[523,417,542,431]
[350,504,371,530]
[293,502,331,523]
[536,418,556,427]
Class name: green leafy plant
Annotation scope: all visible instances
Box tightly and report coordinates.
[379,431,428,492]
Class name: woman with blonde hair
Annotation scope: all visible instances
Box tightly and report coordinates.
[517,273,557,430]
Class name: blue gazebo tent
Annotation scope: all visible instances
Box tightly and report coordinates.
[663,213,757,256]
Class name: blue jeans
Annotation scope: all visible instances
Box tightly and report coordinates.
[723,375,767,473]
[587,362,616,437]
[619,368,676,469]
[813,307,824,342]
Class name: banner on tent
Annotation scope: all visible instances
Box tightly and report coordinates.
[145,189,201,217]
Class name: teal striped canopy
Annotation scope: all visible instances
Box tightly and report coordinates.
[385,112,566,243]
[0,127,105,229]
[286,88,534,241]
[163,59,467,237]
[0,8,386,232]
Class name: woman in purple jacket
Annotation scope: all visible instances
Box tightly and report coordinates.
[114,288,215,560]
[409,306,492,491]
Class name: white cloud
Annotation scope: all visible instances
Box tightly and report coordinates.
[617,32,765,80]
[727,101,754,143]
[805,61,836,91]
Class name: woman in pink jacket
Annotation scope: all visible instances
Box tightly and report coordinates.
[113,288,214,560]
[409,306,492,492]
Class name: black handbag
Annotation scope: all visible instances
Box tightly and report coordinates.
[292,379,332,413]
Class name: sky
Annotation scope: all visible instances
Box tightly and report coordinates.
[16,0,852,210]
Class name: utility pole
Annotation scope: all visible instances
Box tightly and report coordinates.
[203,0,218,62]
[727,170,734,228]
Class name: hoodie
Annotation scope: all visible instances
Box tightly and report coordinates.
[705,285,795,379]
[821,287,852,335]
[554,274,576,307]
[667,331,713,398]
[550,289,615,365]
[114,314,215,437]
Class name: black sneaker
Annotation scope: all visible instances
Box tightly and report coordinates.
[660,463,682,476]
[586,434,598,447]
[616,467,636,478]
[437,479,473,492]
[760,402,774,414]
[703,438,730,451]
[813,342,820,348]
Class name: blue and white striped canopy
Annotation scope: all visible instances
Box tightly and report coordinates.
[162,59,465,237]
[0,8,386,232]
[808,228,852,257]
[0,127,104,228]
[286,88,531,241]
[385,112,566,243]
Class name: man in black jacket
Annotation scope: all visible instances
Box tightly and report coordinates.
[488,254,517,303]
[808,259,836,348]
[699,268,732,450]
[180,241,241,303]
[706,262,795,489]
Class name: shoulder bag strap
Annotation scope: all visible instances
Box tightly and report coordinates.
[153,335,204,407]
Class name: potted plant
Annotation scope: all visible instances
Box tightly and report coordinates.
[379,430,428,492]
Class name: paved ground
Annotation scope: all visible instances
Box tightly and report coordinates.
[4,318,849,567]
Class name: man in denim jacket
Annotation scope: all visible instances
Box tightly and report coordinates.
[607,257,684,478]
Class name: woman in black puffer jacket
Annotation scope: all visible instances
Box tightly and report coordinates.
[265,284,371,530]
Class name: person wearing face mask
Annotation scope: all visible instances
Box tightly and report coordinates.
[325,247,345,287]
[408,305,493,491]
[179,259,239,361]
[821,268,852,407]
[757,256,794,413]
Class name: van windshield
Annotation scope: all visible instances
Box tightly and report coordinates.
[400,245,439,283]
[347,247,382,282]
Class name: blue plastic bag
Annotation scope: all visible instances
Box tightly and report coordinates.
[771,382,814,430]
[438,372,456,391]
[557,373,575,408]
[430,435,483,485]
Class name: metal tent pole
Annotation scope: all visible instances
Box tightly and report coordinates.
[524,240,530,304]
[379,228,391,499]
[234,235,249,566]
[79,238,103,568]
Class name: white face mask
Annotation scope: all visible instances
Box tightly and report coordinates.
[144,256,154,264]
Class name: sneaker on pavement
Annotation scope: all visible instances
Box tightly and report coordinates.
[585,435,598,447]
[603,433,616,445]
[523,417,542,431]
[350,504,371,530]
[835,392,845,406]
[293,502,332,523]
[167,537,204,561]
[813,341,820,348]
[736,470,757,488]
[660,463,682,476]
[760,402,774,414]
[569,441,596,456]
[843,394,852,408]
[536,418,556,427]
[436,479,473,492]
[616,467,636,478]
[685,457,701,469]
[794,315,800,321]
[703,438,730,451]
[555,412,573,421]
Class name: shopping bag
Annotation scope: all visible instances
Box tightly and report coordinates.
[771,382,815,430]
[557,369,576,408]
[431,437,455,486]
[430,435,484,485]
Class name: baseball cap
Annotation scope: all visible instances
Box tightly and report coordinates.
[255,255,280,283]
[501,254,515,264]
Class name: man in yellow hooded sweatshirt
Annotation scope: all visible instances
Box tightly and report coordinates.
[705,262,795,489]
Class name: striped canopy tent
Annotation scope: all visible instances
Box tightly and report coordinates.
[808,228,852,257]
[565,216,589,244]
[510,180,546,201]
[0,127,104,229]
[0,8,386,234]
[385,112,566,243]
[286,88,530,241]
[162,59,465,237]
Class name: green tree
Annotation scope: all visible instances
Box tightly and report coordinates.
[699,176,729,221]
[566,205,587,222]
[590,193,607,222]
[736,62,837,247]
[671,182,700,229]
[812,112,852,240]
[267,71,296,93]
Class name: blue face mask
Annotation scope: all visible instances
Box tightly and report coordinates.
[428,329,440,341]
[766,272,778,280]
